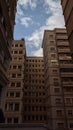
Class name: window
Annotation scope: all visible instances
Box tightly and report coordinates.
[55,98,62,104]
[11,82,15,87]
[14,51,18,54]
[54,82,59,86]
[19,51,22,54]
[16,92,20,97]
[7,118,12,123]
[70,123,73,128]
[49,35,53,38]
[18,65,22,69]
[54,88,60,93]
[68,110,72,115]
[16,82,21,87]
[17,74,21,77]
[5,104,7,110]
[9,103,13,111]
[13,66,17,69]
[20,44,23,47]
[12,74,16,78]
[15,44,18,47]
[65,98,71,104]
[10,92,14,97]
[51,54,56,58]
[14,118,18,123]
[14,103,19,111]
[50,47,55,51]
[57,123,64,128]
[56,110,63,116]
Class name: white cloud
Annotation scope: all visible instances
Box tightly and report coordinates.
[17,3,24,16]
[18,0,37,9]
[32,48,43,56]
[16,0,65,56]
[20,17,33,27]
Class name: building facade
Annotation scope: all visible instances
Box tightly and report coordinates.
[0,0,18,109]
[4,40,48,125]
[4,39,26,124]
[61,0,73,57]
[42,28,73,130]
[23,57,47,123]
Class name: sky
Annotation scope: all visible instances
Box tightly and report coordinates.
[14,0,65,56]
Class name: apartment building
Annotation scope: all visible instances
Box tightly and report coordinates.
[23,57,47,123]
[42,28,73,130]
[4,39,26,124]
[61,0,73,57]
[0,0,18,108]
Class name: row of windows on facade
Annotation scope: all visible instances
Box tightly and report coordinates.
[24,99,46,103]
[24,115,47,121]
[25,74,44,78]
[9,82,22,87]
[25,80,44,84]
[24,97,73,105]
[62,77,73,82]
[44,53,71,62]
[12,44,23,47]
[10,65,44,69]
[23,106,73,117]
[24,92,45,96]
[25,69,44,72]
[6,117,19,124]
[6,115,47,124]
[24,106,46,111]
[26,59,43,62]
[24,85,45,90]
[60,68,73,72]
[59,59,72,64]
[10,73,23,78]
[26,64,44,67]
[64,87,73,92]
[5,98,73,112]
[5,117,73,129]
[6,92,21,98]
[12,57,23,61]
[5,103,20,111]
[11,50,23,54]
[10,65,22,69]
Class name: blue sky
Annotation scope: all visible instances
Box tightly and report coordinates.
[14,0,65,56]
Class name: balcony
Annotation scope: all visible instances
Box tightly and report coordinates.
[62,81,73,86]
[58,48,70,53]
[61,72,73,77]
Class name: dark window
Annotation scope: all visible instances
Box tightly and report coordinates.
[12,74,16,78]
[7,118,12,123]
[14,103,19,111]
[14,118,18,123]
[16,92,20,97]
[16,82,21,87]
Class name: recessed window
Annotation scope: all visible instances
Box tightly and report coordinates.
[20,44,23,47]
[16,82,21,87]
[10,92,14,97]
[14,117,18,123]
[12,74,16,78]
[19,51,22,54]
[14,103,19,111]
[13,66,17,69]
[7,118,12,123]
[16,92,20,97]
[11,82,15,87]
[15,44,18,47]
[54,88,60,93]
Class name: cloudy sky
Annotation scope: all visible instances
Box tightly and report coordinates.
[14,0,65,56]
